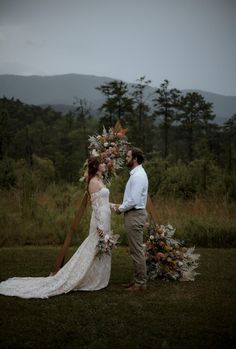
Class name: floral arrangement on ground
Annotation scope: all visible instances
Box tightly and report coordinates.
[144,222,200,281]
[80,121,130,184]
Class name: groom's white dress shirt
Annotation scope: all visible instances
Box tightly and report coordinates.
[119,165,148,213]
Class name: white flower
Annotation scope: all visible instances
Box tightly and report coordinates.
[104,142,109,147]
[150,235,155,240]
[104,234,110,242]
[91,149,99,157]
[102,125,108,136]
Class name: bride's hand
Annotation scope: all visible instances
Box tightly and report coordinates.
[114,204,122,214]
[110,203,119,210]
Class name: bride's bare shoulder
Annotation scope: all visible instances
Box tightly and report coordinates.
[88,178,102,195]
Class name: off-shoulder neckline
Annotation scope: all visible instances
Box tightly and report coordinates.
[90,187,108,196]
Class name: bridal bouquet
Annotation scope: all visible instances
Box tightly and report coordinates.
[96,228,120,258]
[80,121,130,184]
[144,222,200,281]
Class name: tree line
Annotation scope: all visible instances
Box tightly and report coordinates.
[0,78,235,199]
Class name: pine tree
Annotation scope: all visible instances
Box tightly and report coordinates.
[153,80,181,158]
[96,80,133,128]
[177,92,215,162]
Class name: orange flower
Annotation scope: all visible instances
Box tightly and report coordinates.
[111,120,128,136]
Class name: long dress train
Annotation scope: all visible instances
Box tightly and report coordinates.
[0,188,112,299]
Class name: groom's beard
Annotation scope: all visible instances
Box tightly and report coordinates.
[126,159,134,168]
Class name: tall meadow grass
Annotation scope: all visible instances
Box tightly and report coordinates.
[154,196,236,247]
[0,184,235,247]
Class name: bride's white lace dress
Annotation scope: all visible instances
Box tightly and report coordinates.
[0,187,112,299]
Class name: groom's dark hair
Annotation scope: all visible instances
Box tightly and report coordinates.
[131,147,145,164]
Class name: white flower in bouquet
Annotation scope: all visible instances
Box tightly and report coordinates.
[104,234,110,242]
[91,149,99,157]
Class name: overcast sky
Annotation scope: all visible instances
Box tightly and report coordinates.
[0,0,236,95]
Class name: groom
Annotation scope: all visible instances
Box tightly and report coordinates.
[115,147,148,291]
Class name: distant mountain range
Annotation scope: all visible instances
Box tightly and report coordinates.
[0,74,236,124]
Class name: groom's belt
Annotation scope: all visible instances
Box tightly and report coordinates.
[127,207,145,212]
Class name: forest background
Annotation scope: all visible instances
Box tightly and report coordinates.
[0,77,235,248]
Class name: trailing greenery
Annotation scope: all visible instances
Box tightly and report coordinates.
[0,247,235,349]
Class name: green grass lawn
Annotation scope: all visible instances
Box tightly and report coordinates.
[0,247,235,349]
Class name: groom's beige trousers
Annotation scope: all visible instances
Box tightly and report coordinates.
[124,209,147,285]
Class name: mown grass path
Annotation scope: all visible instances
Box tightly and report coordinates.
[0,247,235,349]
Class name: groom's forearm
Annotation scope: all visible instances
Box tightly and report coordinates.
[118,200,136,213]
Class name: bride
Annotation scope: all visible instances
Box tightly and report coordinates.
[0,157,117,299]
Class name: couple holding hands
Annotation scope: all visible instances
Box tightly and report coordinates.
[0,147,148,299]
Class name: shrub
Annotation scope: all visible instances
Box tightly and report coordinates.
[0,157,16,188]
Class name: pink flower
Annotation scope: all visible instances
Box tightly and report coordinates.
[156,252,165,260]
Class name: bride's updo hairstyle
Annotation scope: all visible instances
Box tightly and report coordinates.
[87,157,101,186]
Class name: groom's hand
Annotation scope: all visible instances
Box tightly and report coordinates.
[114,204,122,215]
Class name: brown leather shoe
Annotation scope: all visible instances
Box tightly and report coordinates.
[122,281,135,288]
[126,283,146,291]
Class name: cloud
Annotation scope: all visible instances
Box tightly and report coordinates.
[0,31,7,42]
[0,60,47,75]
[0,0,235,95]
[25,39,46,48]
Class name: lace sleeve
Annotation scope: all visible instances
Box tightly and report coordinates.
[90,191,104,231]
